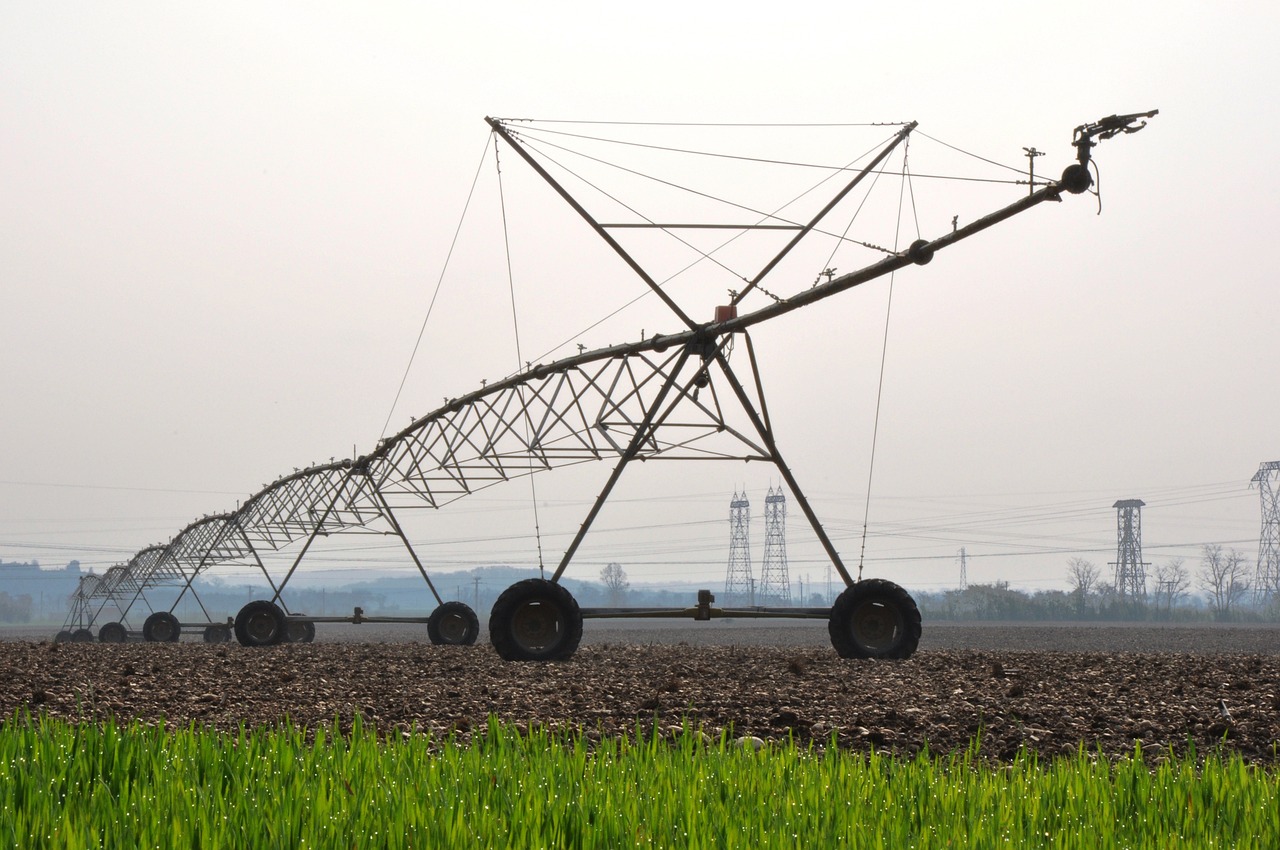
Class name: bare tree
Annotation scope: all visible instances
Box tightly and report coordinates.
[1152,557,1191,614]
[600,562,629,607]
[1198,544,1250,618]
[1066,557,1100,614]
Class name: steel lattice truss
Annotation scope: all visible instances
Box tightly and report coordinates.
[723,491,753,606]
[1252,461,1280,603]
[61,548,162,632]
[759,487,791,605]
[238,463,384,551]
[371,344,768,510]
[1110,499,1149,601]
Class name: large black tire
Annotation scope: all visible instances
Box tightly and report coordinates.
[234,600,287,647]
[284,617,316,644]
[428,601,480,646]
[828,579,921,660]
[142,612,181,643]
[70,628,94,643]
[98,622,128,644]
[54,630,72,643]
[489,579,583,661]
[203,624,232,644]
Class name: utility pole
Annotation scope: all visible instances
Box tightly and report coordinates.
[1157,578,1177,616]
[958,547,969,591]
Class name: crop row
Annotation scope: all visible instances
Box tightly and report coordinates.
[0,713,1276,848]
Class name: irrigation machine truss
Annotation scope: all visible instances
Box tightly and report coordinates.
[59,111,1156,659]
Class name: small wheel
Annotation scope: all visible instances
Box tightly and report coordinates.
[828,579,921,660]
[284,617,316,644]
[98,622,128,644]
[489,579,583,661]
[143,611,181,643]
[54,630,72,643]
[428,601,480,646]
[71,628,95,643]
[235,600,287,647]
[202,625,232,643]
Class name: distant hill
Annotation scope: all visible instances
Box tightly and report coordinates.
[0,559,83,622]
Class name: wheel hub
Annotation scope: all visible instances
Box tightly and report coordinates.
[511,600,561,649]
[850,601,902,651]
[438,613,469,643]
[247,613,278,643]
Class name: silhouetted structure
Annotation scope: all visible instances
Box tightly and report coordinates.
[1110,499,1149,601]
[1251,461,1280,604]
[758,487,791,605]
[723,490,753,606]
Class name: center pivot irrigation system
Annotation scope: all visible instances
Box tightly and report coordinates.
[59,110,1156,659]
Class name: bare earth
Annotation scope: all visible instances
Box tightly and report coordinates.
[2,621,1278,762]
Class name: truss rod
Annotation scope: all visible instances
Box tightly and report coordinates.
[713,349,856,587]
[269,474,353,606]
[369,480,445,606]
[165,515,246,622]
[487,117,700,331]
[231,517,292,613]
[600,223,804,230]
[732,121,917,306]
[549,346,695,582]
[373,175,1073,467]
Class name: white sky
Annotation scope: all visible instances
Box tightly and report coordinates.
[2,1,1277,597]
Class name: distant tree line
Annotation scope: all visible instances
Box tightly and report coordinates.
[0,592,34,624]
[920,544,1277,623]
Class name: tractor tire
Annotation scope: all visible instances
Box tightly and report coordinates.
[98,622,128,644]
[234,600,287,647]
[284,617,316,644]
[54,630,72,643]
[203,625,232,644]
[71,628,94,643]
[828,579,921,660]
[489,579,583,661]
[427,601,480,646]
[142,612,181,643]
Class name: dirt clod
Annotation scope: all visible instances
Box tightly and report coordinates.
[2,631,1277,762]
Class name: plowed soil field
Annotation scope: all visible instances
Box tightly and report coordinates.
[3,622,1278,762]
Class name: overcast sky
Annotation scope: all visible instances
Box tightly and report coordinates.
[2,2,1277,599]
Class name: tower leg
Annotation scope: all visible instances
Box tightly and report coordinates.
[713,343,857,588]
[550,348,694,582]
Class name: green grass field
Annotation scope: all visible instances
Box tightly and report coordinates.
[0,713,1275,848]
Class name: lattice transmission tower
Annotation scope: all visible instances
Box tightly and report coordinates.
[1109,499,1149,601]
[1251,461,1280,604]
[759,487,792,605]
[724,490,753,606]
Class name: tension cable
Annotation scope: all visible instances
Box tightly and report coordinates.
[494,136,548,578]
[856,140,915,581]
[380,136,490,441]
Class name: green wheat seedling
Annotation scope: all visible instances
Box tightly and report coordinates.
[0,712,1275,848]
